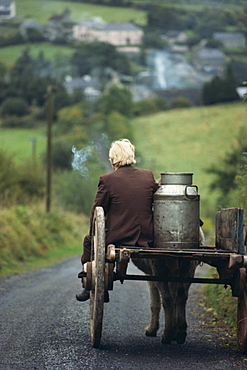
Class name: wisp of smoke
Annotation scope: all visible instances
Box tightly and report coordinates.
[71,145,92,177]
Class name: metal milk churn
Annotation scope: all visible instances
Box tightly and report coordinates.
[154,172,200,249]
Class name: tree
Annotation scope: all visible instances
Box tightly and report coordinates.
[202,67,239,105]
[25,27,45,42]
[99,85,133,118]
[52,140,74,170]
[27,76,54,106]
[71,42,132,76]
[206,127,247,207]
[10,48,35,94]
[147,6,183,31]
[0,61,7,80]
[35,51,51,77]
[1,97,29,117]
[53,86,71,116]
[142,31,167,50]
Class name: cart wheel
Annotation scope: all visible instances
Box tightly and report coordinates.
[90,206,105,348]
[237,268,247,353]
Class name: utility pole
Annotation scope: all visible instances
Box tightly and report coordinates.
[45,86,56,213]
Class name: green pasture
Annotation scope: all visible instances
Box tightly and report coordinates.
[0,43,75,67]
[130,101,246,212]
[0,127,46,162]
[14,0,147,25]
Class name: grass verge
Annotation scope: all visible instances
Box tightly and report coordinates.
[203,267,238,336]
[0,204,88,277]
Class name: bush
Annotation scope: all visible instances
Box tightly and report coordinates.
[154,97,169,111]
[133,98,158,116]
[1,112,43,128]
[171,96,191,109]
[1,97,29,117]
[0,150,45,206]
[204,269,237,329]
[51,140,74,170]
[202,68,240,106]
[53,169,98,215]
[53,147,105,215]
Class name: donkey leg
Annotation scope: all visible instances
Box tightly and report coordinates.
[145,281,161,337]
[173,283,190,344]
[156,282,175,344]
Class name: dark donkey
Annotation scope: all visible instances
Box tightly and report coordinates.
[132,256,198,344]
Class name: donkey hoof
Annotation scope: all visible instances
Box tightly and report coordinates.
[176,331,187,344]
[145,325,158,337]
[161,332,172,344]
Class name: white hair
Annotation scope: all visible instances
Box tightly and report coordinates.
[109,139,136,168]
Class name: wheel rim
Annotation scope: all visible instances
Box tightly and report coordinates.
[90,207,105,348]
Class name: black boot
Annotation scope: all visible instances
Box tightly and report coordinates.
[76,289,90,302]
[104,291,109,303]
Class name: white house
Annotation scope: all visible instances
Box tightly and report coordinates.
[73,21,143,46]
[193,48,226,74]
[213,32,246,49]
[0,1,16,19]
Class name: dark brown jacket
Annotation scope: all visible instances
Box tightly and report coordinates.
[82,166,158,263]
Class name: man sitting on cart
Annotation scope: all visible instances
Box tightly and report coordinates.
[76,138,158,302]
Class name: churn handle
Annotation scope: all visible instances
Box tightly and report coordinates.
[185,185,198,199]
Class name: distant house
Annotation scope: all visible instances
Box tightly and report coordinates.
[236,86,247,100]
[64,75,100,96]
[213,32,246,49]
[165,31,188,44]
[193,48,226,74]
[0,1,16,19]
[73,21,143,46]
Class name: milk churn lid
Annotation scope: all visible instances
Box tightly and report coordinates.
[160,172,193,185]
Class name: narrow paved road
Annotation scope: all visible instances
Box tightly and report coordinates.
[0,257,246,369]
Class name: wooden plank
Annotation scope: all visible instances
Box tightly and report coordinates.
[238,208,245,254]
[216,208,245,253]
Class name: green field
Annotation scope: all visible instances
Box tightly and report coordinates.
[130,101,246,212]
[14,0,147,25]
[0,127,46,161]
[0,43,75,67]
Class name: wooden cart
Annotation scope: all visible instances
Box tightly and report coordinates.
[79,206,247,351]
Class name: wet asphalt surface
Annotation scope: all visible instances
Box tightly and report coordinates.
[0,257,247,370]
